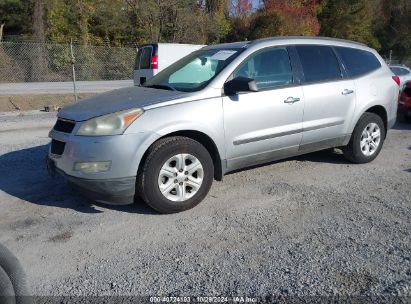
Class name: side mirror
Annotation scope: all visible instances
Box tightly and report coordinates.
[224,76,258,95]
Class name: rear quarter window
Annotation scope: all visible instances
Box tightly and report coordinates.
[390,67,410,76]
[296,45,342,83]
[335,47,381,78]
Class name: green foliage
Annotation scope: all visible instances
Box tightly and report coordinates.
[0,0,33,39]
[0,0,409,61]
[319,0,380,49]
[374,0,411,60]
[249,11,282,39]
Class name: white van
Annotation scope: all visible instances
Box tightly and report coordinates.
[133,43,205,86]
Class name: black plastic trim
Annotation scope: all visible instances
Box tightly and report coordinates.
[57,167,137,205]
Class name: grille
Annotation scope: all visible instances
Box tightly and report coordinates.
[53,119,75,133]
[50,139,66,155]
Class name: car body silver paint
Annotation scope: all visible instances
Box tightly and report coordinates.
[58,86,189,121]
[49,36,399,196]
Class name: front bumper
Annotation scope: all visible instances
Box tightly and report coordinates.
[47,156,136,205]
[47,126,159,205]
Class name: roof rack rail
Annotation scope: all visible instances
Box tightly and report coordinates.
[249,36,367,47]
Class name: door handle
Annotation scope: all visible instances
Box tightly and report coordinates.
[284,97,300,104]
[342,89,354,95]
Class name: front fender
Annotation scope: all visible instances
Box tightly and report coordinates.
[126,97,226,176]
[128,123,225,179]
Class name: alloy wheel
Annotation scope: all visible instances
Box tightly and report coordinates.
[360,122,381,156]
[157,153,204,202]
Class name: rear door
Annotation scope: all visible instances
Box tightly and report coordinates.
[222,46,305,170]
[296,45,356,149]
[133,45,155,85]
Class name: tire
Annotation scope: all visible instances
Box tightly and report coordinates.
[0,243,30,304]
[343,112,385,163]
[137,136,214,214]
[0,266,15,303]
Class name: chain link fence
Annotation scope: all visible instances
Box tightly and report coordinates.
[388,58,411,67]
[0,41,136,111]
[382,53,411,68]
[0,41,136,83]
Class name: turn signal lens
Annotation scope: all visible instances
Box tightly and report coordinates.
[73,161,111,173]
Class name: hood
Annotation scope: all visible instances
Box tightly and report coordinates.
[58,86,186,121]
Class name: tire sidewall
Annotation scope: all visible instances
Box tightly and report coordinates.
[350,113,385,163]
[142,138,214,213]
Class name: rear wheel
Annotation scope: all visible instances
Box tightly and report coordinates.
[137,136,214,213]
[343,112,385,163]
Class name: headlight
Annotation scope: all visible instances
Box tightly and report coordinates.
[76,108,144,136]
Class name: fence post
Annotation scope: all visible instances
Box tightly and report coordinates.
[70,39,78,102]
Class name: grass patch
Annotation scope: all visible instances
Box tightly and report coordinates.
[0,93,96,112]
[48,231,73,242]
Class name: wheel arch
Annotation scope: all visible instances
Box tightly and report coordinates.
[137,130,224,181]
[364,105,388,135]
[351,104,388,136]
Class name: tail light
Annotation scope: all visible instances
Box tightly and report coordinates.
[392,75,401,86]
[151,55,158,69]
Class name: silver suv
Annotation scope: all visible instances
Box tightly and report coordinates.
[47,37,399,213]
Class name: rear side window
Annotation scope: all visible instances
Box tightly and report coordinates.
[138,46,153,70]
[233,47,293,90]
[296,45,342,83]
[390,67,410,76]
[335,47,381,77]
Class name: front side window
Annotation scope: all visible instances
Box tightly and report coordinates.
[296,45,342,83]
[335,47,381,77]
[233,47,293,90]
[143,48,244,92]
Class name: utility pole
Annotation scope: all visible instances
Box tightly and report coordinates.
[0,23,4,42]
[70,39,78,102]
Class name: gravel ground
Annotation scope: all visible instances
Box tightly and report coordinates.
[0,110,410,300]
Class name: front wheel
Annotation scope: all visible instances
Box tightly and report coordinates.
[137,136,214,213]
[343,112,385,163]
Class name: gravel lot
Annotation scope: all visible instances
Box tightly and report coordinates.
[0,110,410,299]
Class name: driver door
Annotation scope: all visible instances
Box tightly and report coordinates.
[222,46,305,171]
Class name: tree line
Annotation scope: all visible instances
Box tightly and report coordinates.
[1,0,410,60]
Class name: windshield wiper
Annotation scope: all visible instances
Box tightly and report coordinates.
[144,84,177,91]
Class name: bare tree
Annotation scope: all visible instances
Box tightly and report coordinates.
[33,0,46,43]
[31,0,47,81]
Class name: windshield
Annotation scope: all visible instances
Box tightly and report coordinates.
[143,48,244,92]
